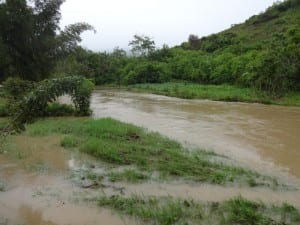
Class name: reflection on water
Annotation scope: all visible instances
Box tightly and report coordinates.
[91,89,300,179]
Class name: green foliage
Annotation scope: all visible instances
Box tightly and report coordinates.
[2,77,35,100]
[44,103,76,117]
[0,0,94,81]
[130,83,274,104]
[54,47,128,85]
[0,97,8,117]
[123,61,171,84]
[61,135,80,148]
[108,169,149,183]
[99,195,199,225]
[129,34,156,57]
[10,76,94,131]
[98,195,300,225]
[53,0,300,97]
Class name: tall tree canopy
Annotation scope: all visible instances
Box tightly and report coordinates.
[0,0,94,81]
[129,34,155,57]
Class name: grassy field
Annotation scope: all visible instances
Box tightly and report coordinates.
[98,195,300,225]
[16,117,278,186]
[128,83,300,106]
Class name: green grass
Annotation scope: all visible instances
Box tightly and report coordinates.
[98,195,300,225]
[129,83,300,106]
[108,169,149,183]
[44,102,76,117]
[25,117,274,186]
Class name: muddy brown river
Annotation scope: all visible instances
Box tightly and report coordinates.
[91,89,300,179]
[1,89,300,225]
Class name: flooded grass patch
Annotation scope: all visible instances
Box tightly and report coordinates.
[98,195,300,225]
[25,118,276,186]
[107,169,150,183]
[129,83,300,106]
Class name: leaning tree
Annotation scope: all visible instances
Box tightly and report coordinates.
[8,76,94,131]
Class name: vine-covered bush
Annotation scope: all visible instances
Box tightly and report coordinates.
[11,76,94,131]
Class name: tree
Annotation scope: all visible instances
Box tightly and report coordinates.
[0,0,94,81]
[129,34,155,57]
[188,34,200,49]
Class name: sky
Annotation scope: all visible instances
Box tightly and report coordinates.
[59,0,279,52]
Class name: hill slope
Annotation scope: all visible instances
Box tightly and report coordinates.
[172,0,300,94]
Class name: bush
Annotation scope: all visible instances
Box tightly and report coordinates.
[44,102,76,117]
[10,76,94,131]
[124,61,170,84]
[0,103,9,117]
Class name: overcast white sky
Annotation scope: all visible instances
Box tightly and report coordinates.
[60,0,279,52]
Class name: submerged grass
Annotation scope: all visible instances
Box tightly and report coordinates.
[129,83,300,106]
[98,195,300,225]
[108,169,149,183]
[25,118,272,186]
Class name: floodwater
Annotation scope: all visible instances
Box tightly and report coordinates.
[1,89,300,224]
[91,89,300,180]
[0,136,135,225]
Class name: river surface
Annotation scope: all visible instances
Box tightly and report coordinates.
[91,89,300,179]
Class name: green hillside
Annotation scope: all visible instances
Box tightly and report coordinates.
[10,0,297,100]
[183,0,300,52]
[171,0,300,95]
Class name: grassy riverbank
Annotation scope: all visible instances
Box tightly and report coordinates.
[1,117,274,187]
[128,83,300,106]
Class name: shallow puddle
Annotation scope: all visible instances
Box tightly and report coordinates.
[0,136,136,225]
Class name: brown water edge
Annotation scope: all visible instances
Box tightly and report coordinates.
[90,89,300,181]
[1,132,300,225]
[0,136,135,225]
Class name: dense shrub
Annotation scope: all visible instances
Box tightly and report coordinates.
[44,103,76,117]
[10,76,94,131]
[124,61,171,84]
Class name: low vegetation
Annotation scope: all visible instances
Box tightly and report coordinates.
[129,83,300,106]
[25,117,275,186]
[98,195,300,225]
[1,76,94,131]
[0,97,8,117]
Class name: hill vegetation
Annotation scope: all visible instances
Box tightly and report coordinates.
[54,0,300,97]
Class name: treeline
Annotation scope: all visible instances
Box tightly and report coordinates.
[0,0,94,81]
[55,0,300,96]
[1,0,300,97]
